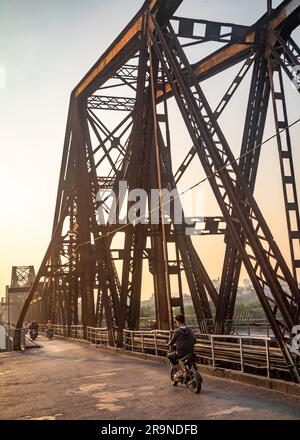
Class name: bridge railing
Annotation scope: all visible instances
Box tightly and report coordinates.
[138,317,276,337]
[41,324,84,339]
[220,319,276,337]
[36,324,291,379]
[69,325,84,339]
[2,326,26,351]
[45,325,113,346]
[86,327,114,346]
[122,329,280,379]
[123,329,170,357]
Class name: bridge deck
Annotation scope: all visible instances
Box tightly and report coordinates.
[0,337,299,420]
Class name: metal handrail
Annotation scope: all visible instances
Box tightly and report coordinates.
[33,325,287,379]
[2,326,26,351]
[122,329,275,378]
[86,326,111,346]
[204,333,271,341]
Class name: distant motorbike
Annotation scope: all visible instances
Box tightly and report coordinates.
[29,329,38,341]
[170,352,203,394]
[46,328,54,340]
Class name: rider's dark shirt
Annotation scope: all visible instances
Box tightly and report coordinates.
[169,326,196,357]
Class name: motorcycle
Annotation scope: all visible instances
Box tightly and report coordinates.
[170,352,203,394]
[46,328,54,340]
[29,329,38,341]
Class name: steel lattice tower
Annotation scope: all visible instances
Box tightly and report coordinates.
[14,0,300,382]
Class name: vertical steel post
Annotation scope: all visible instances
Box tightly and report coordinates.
[141,331,144,353]
[267,0,272,15]
[240,338,244,373]
[154,330,158,356]
[265,339,271,379]
[211,337,216,367]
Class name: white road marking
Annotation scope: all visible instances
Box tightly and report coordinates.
[207,406,252,417]
[25,413,63,420]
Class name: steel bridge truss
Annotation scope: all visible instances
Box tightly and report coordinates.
[15,0,300,381]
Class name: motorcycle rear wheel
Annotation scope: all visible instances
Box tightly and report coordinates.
[170,367,178,386]
[187,367,202,394]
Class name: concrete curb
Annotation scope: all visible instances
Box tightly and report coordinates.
[42,335,300,398]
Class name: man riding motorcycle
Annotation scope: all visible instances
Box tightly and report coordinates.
[45,320,54,339]
[167,313,197,369]
[29,320,39,340]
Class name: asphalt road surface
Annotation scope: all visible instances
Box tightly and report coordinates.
[0,336,299,420]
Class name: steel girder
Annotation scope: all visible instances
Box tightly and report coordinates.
[14,1,300,382]
[118,19,151,334]
[10,266,36,289]
[172,16,250,45]
[154,73,216,333]
[5,266,36,325]
[271,31,300,92]
[215,25,300,331]
[215,53,271,333]
[268,60,300,283]
[148,14,300,381]
[174,54,255,186]
[87,95,136,112]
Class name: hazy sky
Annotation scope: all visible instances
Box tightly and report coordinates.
[0,0,299,299]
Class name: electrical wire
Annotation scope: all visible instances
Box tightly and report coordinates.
[75,115,300,250]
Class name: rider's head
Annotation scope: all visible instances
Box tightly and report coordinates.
[175,313,185,327]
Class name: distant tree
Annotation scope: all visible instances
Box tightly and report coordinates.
[140,304,155,317]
